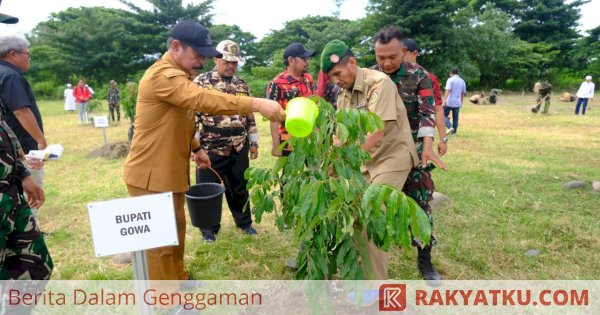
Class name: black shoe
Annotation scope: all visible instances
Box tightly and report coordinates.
[418,246,442,285]
[241,226,257,235]
[202,232,216,243]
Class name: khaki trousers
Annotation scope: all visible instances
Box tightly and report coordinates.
[126,185,189,281]
[360,170,410,280]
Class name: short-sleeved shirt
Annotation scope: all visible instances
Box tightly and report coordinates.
[0,60,44,154]
[267,70,315,135]
[193,69,257,156]
[336,67,418,177]
[444,74,467,108]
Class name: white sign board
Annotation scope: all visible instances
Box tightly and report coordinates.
[87,192,178,257]
[93,115,109,128]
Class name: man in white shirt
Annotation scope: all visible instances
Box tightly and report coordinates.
[575,75,595,115]
[442,68,466,135]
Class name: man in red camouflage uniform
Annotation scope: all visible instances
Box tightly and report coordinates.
[267,43,316,156]
[193,40,259,242]
[373,26,446,281]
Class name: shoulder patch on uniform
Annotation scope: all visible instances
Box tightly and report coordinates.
[163,69,187,78]
[370,92,379,104]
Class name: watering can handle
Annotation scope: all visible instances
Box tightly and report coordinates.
[207,167,225,186]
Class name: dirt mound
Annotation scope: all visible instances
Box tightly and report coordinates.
[87,141,131,159]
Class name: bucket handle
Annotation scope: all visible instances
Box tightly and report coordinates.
[206,167,224,187]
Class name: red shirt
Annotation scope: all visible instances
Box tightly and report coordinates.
[267,70,315,134]
[73,85,91,103]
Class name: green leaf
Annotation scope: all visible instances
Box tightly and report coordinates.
[277,140,289,152]
[337,123,349,144]
[272,156,288,173]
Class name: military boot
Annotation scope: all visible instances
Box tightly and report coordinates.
[418,246,441,281]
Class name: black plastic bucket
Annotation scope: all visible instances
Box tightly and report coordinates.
[185,179,225,229]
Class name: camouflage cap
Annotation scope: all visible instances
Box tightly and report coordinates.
[320,39,349,74]
[216,40,244,62]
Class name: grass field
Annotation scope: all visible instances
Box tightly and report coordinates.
[38,94,599,280]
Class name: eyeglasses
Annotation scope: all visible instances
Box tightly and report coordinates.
[16,51,31,58]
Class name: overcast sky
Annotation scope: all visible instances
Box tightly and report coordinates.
[1,0,598,38]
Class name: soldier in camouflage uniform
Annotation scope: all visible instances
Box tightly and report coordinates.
[0,118,53,281]
[532,81,552,114]
[193,40,259,242]
[373,26,446,281]
[107,80,120,122]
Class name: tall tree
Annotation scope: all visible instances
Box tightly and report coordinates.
[119,0,214,54]
[29,7,152,86]
[572,25,600,77]
[513,0,588,69]
[452,5,551,87]
[256,16,362,70]
[28,0,215,87]
[363,0,467,74]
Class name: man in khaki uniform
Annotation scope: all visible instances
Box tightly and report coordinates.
[123,21,284,281]
[321,39,418,280]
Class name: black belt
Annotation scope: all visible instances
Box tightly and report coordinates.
[201,125,246,137]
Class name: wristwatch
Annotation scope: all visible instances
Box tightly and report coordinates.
[440,137,449,143]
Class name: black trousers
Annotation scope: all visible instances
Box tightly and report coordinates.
[196,145,252,235]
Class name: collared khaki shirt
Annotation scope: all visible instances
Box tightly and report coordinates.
[337,67,418,177]
[124,52,253,193]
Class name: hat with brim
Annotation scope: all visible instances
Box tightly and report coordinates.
[284,43,316,59]
[216,40,244,62]
[0,13,19,24]
[172,20,222,58]
[187,45,222,58]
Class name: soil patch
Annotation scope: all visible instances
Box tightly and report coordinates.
[87,141,131,159]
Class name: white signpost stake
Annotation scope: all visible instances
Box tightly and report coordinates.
[88,192,178,315]
[93,115,110,145]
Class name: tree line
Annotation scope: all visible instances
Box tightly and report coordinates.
[25,0,598,99]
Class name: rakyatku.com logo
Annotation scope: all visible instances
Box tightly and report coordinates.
[379,284,407,311]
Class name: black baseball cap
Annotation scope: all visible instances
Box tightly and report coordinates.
[403,38,419,52]
[171,20,222,58]
[284,43,316,59]
[0,13,18,24]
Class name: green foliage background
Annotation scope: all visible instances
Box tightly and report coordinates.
[23,0,597,99]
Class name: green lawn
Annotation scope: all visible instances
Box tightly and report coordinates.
[38,95,600,280]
